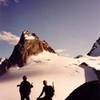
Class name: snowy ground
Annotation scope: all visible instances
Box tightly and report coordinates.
[0,51,98,100]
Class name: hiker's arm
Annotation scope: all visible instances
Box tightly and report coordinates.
[17,82,22,87]
[17,84,20,87]
[38,88,44,98]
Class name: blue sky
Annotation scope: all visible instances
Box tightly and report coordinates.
[0,0,100,57]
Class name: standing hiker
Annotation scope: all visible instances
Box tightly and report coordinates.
[17,75,33,100]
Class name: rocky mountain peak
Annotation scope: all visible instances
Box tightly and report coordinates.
[18,31,37,44]
[87,37,100,56]
[7,31,56,67]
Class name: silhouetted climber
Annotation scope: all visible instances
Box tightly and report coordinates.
[37,80,55,100]
[17,75,33,100]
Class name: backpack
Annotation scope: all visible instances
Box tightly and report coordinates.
[47,85,55,97]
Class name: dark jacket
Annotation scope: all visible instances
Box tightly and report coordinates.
[18,80,33,96]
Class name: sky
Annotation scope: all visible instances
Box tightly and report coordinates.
[0,0,100,58]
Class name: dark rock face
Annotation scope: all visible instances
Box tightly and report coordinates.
[79,62,88,67]
[74,55,83,59]
[65,80,100,100]
[88,37,100,56]
[0,59,8,75]
[0,58,3,63]
[42,40,55,53]
[8,31,56,67]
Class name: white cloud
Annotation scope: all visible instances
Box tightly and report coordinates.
[55,49,66,53]
[0,31,20,45]
[56,49,70,57]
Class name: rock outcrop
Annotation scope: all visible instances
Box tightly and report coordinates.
[88,37,100,56]
[8,31,56,67]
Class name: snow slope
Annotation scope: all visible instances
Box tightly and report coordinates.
[0,51,98,100]
[77,55,100,70]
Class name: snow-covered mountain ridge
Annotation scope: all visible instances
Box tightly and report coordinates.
[0,51,99,100]
[8,31,55,67]
[0,31,56,75]
[0,31,100,100]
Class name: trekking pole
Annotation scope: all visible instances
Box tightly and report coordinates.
[52,81,54,89]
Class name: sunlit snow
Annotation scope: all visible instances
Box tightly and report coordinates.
[0,51,99,100]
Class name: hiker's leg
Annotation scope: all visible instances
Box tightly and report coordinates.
[37,97,46,100]
[43,96,50,100]
[48,97,52,100]
[26,96,30,100]
[21,95,24,100]
[37,98,42,100]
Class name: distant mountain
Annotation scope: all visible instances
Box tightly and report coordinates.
[0,31,56,74]
[8,31,56,67]
[88,37,100,56]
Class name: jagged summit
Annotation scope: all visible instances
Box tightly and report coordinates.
[18,31,37,44]
[6,31,56,68]
[8,31,56,67]
[87,37,100,56]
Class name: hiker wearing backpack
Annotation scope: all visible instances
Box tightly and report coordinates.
[37,80,55,100]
